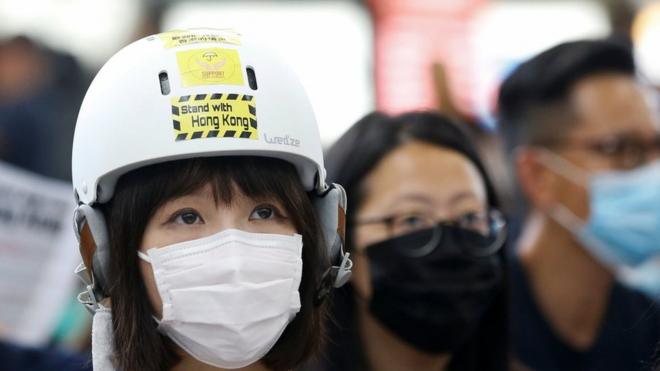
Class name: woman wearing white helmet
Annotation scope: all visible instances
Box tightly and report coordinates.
[71,29,351,371]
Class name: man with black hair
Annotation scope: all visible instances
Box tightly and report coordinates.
[498,39,660,371]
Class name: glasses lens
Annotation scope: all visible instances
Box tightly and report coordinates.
[388,213,440,257]
[398,226,442,258]
[456,211,490,235]
[620,139,645,169]
[458,210,506,257]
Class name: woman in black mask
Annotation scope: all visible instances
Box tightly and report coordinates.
[316,111,509,371]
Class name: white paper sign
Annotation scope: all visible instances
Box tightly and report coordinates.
[0,161,79,345]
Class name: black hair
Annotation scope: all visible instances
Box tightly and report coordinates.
[497,39,635,153]
[101,156,326,371]
[319,111,509,371]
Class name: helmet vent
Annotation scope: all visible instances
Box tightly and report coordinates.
[246,66,258,90]
[159,71,171,95]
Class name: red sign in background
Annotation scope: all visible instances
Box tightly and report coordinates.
[367,0,486,115]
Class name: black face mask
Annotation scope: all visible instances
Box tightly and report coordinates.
[365,225,503,354]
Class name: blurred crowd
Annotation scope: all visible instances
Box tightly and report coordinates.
[0,1,659,371]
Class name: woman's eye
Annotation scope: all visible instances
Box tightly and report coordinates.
[458,212,488,231]
[173,211,203,225]
[392,213,431,234]
[250,206,277,220]
[401,215,424,226]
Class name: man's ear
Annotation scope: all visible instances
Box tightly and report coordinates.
[514,147,561,212]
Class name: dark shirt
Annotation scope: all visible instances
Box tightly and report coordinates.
[0,340,91,371]
[510,257,660,371]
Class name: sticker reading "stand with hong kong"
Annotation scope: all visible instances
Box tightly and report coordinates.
[171,94,257,141]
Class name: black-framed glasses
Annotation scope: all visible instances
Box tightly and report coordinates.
[356,209,507,257]
[537,134,660,170]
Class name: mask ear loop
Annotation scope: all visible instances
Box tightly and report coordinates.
[535,148,590,187]
[534,148,593,229]
[550,202,625,270]
[137,251,152,263]
[74,215,102,313]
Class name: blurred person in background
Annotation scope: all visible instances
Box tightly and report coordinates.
[0,35,89,180]
[0,4,163,359]
[312,112,510,371]
[498,39,660,371]
[0,340,91,371]
[0,36,92,371]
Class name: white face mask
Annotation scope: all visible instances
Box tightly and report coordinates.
[138,228,303,369]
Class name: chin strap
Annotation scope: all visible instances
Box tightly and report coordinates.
[73,205,110,313]
[91,304,115,371]
[313,184,353,304]
[316,251,352,305]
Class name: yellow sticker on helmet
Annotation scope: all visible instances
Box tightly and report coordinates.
[159,29,241,49]
[176,48,244,87]
[171,94,257,141]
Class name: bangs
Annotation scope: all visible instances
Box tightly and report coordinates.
[117,156,305,226]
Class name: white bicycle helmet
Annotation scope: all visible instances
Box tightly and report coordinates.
[74,28,327,204]
[72,29,351,310]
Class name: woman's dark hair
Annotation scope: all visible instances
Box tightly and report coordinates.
[322,111,509,371]
[100,156,326,371]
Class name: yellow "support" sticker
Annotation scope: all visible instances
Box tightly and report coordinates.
[159,29,241,49]
[176,48,244,87]
[171,94,257,141]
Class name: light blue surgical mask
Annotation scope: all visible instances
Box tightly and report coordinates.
[539,151,660,268]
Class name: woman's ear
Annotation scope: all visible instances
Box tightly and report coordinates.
[514,147,561,212]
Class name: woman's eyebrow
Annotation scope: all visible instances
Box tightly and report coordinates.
[389,192,479,209]
[386,194,434,210]
[158,191,215,211]
[390,193,433,204]
[447,191,479,206]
